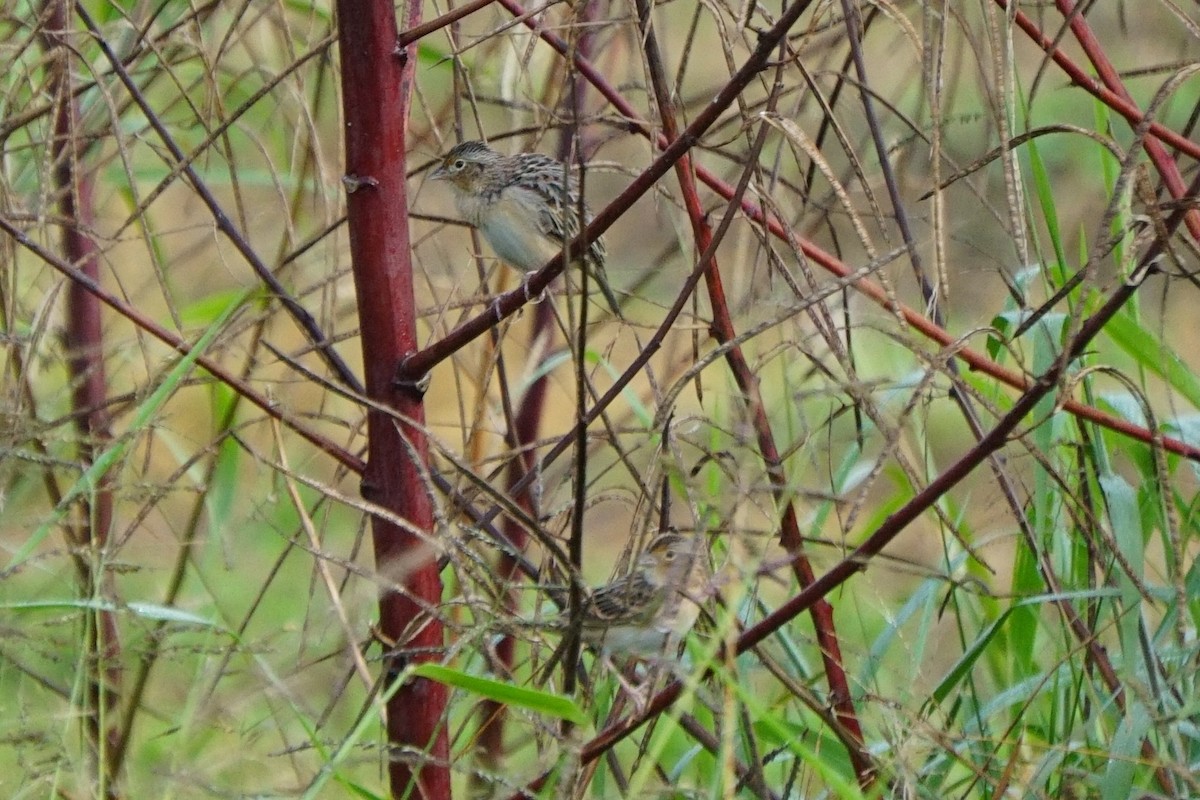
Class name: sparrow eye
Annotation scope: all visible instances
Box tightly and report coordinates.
[453,158,466,171]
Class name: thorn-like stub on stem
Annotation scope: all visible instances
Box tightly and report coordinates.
[383,653,408,688]
[393,356,431,397]
[342,173,379,193]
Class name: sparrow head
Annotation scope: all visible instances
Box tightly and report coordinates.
[638,533,709,590]
[429,140,503,192]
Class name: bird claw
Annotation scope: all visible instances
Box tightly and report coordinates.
[521,276,550,307]
[611,666,649,715]
[628,684,650,716]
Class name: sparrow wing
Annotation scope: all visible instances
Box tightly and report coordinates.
[507,153,607,266]
[586,572,661,626]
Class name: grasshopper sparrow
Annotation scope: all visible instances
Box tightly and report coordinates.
[561,533,711,658]
[430,140,623,318]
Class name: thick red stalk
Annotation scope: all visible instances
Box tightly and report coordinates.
[334,2,450,798]
[43,2,121,792]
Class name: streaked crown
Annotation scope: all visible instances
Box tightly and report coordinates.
[430,140,502,186]
[639,533,708,588]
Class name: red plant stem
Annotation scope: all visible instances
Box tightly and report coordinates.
[633,0,870,783]
[397,0,494,47]
[43,3,121,792]
[335,2,450,798]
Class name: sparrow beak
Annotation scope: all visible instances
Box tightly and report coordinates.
[429,162,447,181]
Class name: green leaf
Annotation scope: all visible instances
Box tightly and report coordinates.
[206,382,241,533]
[1099,472,1144,656]
[4,599,218,627]
[410,664,587,725]
[989,311,1067,363]
[1102,704,1152,800]
[1022,121,1068,279]
[1106,309,1200,411]
[522,345,652,426]
[179,288,261,328]
[931,607,1013,705]
[932,589,1120,711]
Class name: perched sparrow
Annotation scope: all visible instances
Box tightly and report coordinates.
[430,140,623,318]
[558,533,712,658]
